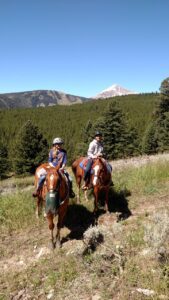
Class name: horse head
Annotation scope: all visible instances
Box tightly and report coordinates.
[46,167,60,193]
[92,157,110,187]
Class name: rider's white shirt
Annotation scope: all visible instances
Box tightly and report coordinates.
[87,139,103,159]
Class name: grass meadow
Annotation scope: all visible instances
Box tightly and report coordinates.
[0,158,169,299]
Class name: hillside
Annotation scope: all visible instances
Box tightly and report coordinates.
[0,90,90,109]
[0,93,159,164]
[0,153,169,299]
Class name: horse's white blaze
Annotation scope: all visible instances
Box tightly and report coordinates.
[49,174,55,189]
[93,165,99,186]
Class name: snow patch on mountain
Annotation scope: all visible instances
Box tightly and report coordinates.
[93,84,137,99]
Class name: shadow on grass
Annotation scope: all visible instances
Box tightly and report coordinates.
[62,203,94,242]
[108,187,132,220]
[62,186,132,243]
[94,187,132,221]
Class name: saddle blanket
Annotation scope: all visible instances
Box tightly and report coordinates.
[36,167,47,178]
[79,158,112,173]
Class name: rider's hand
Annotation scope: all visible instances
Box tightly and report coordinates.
[49,162,54,167]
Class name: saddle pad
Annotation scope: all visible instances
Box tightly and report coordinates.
[79,158,88,169]
[37,167,47,178]
[106,162,112,173]
[80,158,112,174]
[79,159,93,174]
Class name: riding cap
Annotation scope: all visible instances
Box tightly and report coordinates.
[95,131,102,137]
[53,137,64,145]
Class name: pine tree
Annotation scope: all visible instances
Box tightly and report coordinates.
[92,101,139,159]
[74,120,93,158]
[0,143,9,179]
[155,78,169,151]
[12,120,49,174]
[142,77,169,154]
[142,121,158,154]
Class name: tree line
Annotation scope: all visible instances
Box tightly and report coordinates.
[1,78,169,178]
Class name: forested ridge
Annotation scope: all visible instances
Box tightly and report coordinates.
[0,93,158,145]
[0,92,160,174]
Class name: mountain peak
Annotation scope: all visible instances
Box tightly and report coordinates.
[93,84,137,99]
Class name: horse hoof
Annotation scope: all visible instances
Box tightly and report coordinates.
[49,241,55,250]
[55,240,61,248]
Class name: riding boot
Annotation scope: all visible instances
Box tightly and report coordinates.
[32,187,41,197]
[82,159,93,190]
[32,175,46,197]
[82,175,90,190]
[69,181,75,198]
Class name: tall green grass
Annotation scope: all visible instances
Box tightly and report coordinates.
[0,159,169,234]
[113,160,169,195]
[0,191,35,233]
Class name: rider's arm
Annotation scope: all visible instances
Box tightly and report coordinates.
[48,150,55,167]
[59,150,67,169]
[48,150,53,163]
[87,142,97,159]
[97,145,104,157]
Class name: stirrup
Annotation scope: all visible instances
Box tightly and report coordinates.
[32,188,41,197]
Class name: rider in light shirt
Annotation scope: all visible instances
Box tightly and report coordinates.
[82,131,103,190]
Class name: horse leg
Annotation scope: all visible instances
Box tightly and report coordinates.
[42,198,47,218]
[104,187,109,213]
[55,225,61,248]
[93,187,99,225]
[76,176,82,203]
[55,204,68,248]
[35,196,41,219]
[84,190,89,202]
[77,185,80,203]
[46,213,55,249]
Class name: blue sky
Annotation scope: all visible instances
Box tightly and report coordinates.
[0,0,169,97]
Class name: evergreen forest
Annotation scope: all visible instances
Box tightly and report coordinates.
[0,92,163,176]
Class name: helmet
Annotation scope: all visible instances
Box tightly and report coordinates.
[52,137,64,145]
[95,131,102,137]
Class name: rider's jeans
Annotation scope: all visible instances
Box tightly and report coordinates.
[84,158,93,181]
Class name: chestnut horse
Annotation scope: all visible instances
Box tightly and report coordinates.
[72,157,112,214]
[34,162,51,218]
[71,157,87,202]
[34,164,69,248]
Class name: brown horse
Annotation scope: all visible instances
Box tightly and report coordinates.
[71,157,87,202]
[45,167,69,248]
[72,157,112,214]
[34,162,51,218]
[91,157,112,214]
[33,164,69,248]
